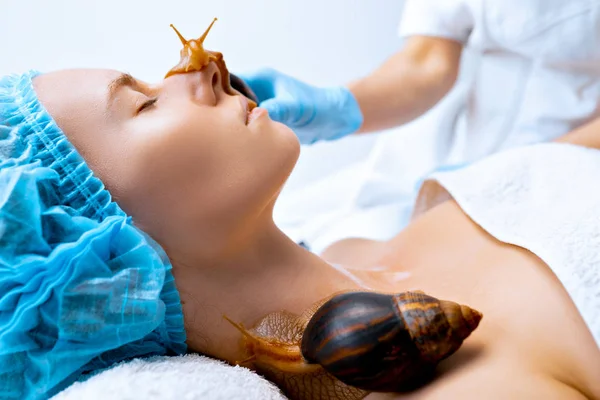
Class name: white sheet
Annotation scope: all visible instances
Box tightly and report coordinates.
[52,354,286,400]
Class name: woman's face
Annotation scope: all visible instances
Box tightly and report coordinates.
[34,65,300,256]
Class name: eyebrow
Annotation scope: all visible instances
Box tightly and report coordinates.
[107,73,142,105]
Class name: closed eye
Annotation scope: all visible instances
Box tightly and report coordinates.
[137,98,158,114]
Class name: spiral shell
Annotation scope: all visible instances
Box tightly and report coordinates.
[300,291,482,392]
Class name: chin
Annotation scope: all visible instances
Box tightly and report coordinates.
[282,132,301,175]
[257,120,301,186]
[267,126,300,193]
[276,122,301,160]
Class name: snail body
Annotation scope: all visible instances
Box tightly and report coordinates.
[165,18,220,78]
[225,302,368,400]
[225,290,482,398]
[224,311,321,374]
[165,19,258,108]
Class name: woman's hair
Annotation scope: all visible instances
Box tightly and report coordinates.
[0,71,186,399]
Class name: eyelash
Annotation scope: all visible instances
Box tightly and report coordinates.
[137,97,158,113]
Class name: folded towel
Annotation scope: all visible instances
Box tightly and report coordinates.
[52,354,287,400]
[414,142,600,347]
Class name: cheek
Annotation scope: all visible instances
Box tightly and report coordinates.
[111,110,248,225]
[100,105,299,244]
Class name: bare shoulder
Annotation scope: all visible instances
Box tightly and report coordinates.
[366,355,592,400]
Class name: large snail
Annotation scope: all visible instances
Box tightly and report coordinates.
[166,18,259,106]
[225,290,482,400]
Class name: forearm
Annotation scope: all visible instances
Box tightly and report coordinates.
[349,37,463,134]
[555,116,600,150]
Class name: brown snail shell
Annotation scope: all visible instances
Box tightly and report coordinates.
[300,291,482,392]
[165,19,258,108]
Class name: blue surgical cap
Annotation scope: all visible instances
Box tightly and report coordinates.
[0,70,187,399]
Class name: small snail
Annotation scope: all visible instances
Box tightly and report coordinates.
[166,18,258,107]
[225,291,482,399]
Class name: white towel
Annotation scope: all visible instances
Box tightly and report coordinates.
[52,354,287,400]
[414,142,600,347]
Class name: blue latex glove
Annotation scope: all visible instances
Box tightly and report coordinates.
[239,68,363,144]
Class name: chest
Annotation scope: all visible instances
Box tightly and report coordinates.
[323,200,598,398]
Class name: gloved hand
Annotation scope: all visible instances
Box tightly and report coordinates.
[238,68,363,144]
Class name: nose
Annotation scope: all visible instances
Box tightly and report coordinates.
[200,61,222,93]
[163,61,224,102]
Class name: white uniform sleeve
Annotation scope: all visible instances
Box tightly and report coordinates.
[398,0,474,44]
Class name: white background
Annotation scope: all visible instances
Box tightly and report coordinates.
[1,0,406,191]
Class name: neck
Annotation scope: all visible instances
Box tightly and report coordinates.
[168,216,362,362]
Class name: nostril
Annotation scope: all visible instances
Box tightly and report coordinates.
[230,73,259,104]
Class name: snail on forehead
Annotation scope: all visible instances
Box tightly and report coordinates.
[166,18,258,107]
[224,290,483,400]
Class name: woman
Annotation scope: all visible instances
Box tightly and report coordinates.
[0,62,598,400]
